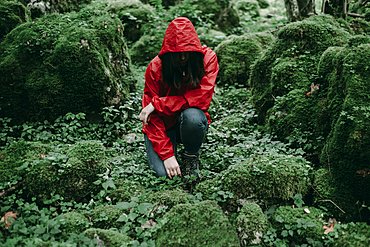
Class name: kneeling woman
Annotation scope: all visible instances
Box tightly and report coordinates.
[138,17,219,180]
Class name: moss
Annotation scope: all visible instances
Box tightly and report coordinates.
[83,228,132,246]
[272,206,325,244]
[250,14,351,125]
[0,10,135,125]
[173,0,240,32]
[318,44,370,220]
[25,140,109,202]
[197,27,226,50]
[0,0,30,41]
[265,87,327,153]
[0,141,52,182]
[348,18,370,35]
[156,200,240,247]
[215,32,275,87]
[106,0,155,42]
[221,154,312,201]
[60,211,91,236]
[312,168,358,222]
[110,179,145,203]
[194,178,223,199]
[129,29,166,66]
[234,203,269,246]
[90,205,125,229]
[146,188,189,208]
[234,0,260,19]
[142,0,178,9]
[19,0,91,19]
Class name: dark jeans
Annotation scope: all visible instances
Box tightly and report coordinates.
[144,108,209,178]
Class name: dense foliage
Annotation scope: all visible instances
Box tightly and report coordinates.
[1,0,370,246]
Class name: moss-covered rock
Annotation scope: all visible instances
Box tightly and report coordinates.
[234,0,260,20]
[214,32,274,87]
[0,10,135,125]
[144,188,190,217]
[0,0,30,41]
[171,0,240,32]
[105,0,155,42]
[349,18,370,35]
[234,203,269,246]
[312,168,358,221]
[60,211,91,236]
[83,228,132,246]
[249,15,352,156]
[142,0,178,9]
[156,200,240,246]
[129,28,166,66]
[317,42,370,221]
[109,179,145,203]
[250,14,350,124]
[272,206,325,244]
[220,154,312,201]
[90,204,125,229]
[197,27,226,50]
[0,141,52,183]
[25,140,109,202]
[19,0,90,19]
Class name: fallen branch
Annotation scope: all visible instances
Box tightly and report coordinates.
[348,13,365,18]
[0,180,25,198]
[310,180,345,214]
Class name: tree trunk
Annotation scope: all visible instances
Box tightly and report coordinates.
[285,0,316,22]
[322,0,349,19]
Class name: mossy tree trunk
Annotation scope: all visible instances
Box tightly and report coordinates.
[285,0,315,22]
[322,0,349,19]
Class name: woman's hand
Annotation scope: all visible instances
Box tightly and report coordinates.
[139,103,155,125]
[163,156,182,179]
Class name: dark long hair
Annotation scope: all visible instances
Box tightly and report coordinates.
[161,51,205,89]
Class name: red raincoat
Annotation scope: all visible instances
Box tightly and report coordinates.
[142,17,219,161]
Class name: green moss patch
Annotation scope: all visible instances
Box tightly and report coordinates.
[215,32,275,87]
[0,0,30,41]
[0,10,134,125]
[234,203,269,246]
[90,204,125,229]
[156,200,239,246]
[84,228,132,246]
[24,140,109,202]
[221,154,312,201]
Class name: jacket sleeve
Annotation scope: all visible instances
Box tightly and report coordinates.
[151,49,219,115]
[142,61,175,161]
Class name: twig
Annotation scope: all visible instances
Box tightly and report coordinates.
[0,180,26,198]
[313,199,346,214]
[309,183,325,199]
[314,171,330,185]
[326,144,332,179]
[303,152,321,159]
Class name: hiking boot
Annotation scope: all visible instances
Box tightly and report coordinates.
[180,152,199,183]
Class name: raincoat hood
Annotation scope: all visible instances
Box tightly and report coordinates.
[158,17,204,56]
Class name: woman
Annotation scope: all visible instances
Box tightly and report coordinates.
[138,17,219,180]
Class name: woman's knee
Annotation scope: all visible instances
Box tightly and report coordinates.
[180,108,208,128]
